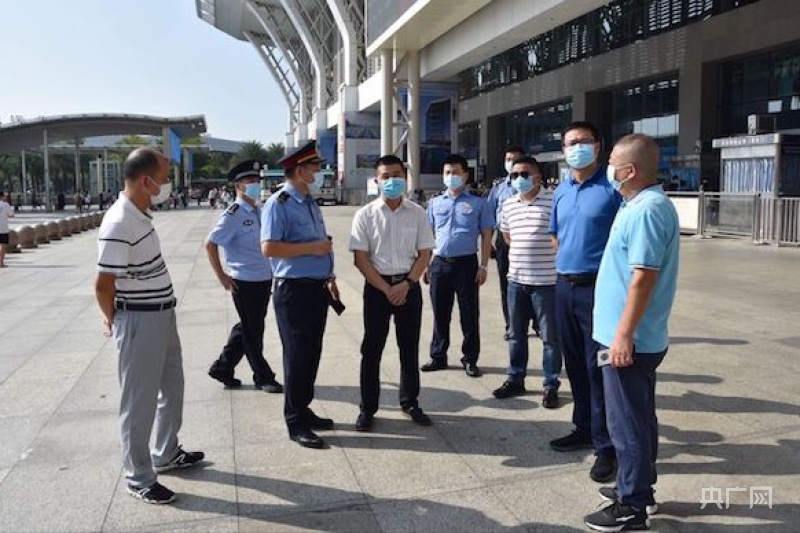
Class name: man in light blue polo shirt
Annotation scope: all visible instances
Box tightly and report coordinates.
[584,133,679,532]
[422,154,494,377]
[549,121,622,486]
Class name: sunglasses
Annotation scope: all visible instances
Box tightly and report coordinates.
[510,172,542,179]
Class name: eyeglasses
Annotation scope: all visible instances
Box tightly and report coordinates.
[510,172,542,180]
[563,139,596,148]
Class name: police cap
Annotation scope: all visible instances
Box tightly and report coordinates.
[277,140,325,171]
[228,159,264,182]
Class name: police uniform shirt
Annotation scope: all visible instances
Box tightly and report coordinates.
[97,195,174,304]
[427,191,494,258]
[348,198,435,276]
[486,177,516,229]
[207,197,272,282]
[260,182,332,279]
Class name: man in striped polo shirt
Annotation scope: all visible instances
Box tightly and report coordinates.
[95,148,203,505]
[492,156,562,409]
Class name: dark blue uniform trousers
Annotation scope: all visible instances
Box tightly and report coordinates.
[360,281,422,414]
[494,234,510,330]
[554,276,613,456]
[210,279,276,385]
[429,255,480,365]
[602,348,666,511]
[273,278,329,433]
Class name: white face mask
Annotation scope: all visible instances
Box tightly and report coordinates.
[147,177,172,205]
[504,160,514,175]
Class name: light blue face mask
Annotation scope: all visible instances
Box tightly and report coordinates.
[512,176,533,194]
[244,182,262,201]
[565,143,597,169]
[443,174,465,190]
[606,164,632,193]
[308,171,325,194]
[381,177,406,199]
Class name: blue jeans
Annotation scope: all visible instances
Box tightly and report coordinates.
[602,347,666,511]
[506,281,561,390]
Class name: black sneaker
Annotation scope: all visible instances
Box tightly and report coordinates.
[492,380,526,399]
[549,430,592,452]
[503,331,511,341]
[542,388,559,409]
[598,486,659,516]
[402,406,432,426]
[208,367,241,388]
[258,379,283,393]
[155,447,205,473]
[420,359,448,372]
[584,501,649,531]
[355,411,373,432]
[126,482,176,505]
[590,453,618,483]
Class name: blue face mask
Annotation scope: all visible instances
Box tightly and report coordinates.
[244,183,262,201]
[512,176,533,194]
[565,143,597,169]
[308,171,325,194]
[443,174,465,190]
[381,177,406,199]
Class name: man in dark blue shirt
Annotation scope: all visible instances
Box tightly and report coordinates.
[548,122,622,484]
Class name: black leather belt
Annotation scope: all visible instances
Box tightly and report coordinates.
[558,273,597,286]
[381,273,410,285]
[276,277,327,286]
[115,299,177,312]
[436,255,475,264]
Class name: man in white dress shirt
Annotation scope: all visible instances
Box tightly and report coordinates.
[348,155,435,432]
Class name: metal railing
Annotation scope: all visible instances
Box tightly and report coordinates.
[667,192,800,247]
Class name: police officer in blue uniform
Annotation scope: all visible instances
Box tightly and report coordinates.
[206,160,283,393]
[261,140,340,449]
[421,154,494,377]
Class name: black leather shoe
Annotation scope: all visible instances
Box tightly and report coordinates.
[355,412,373,432]
[590,453,617,483]
[420,359,448,372]
[258,379,283,393]
[549,430,593,452]
[402,406,432,426]
[542,388,559,409]
[463,363,482,377]
[306,411,335,431]
[290,428,324,449]
[208,368,241,388]
[492,380,526,399]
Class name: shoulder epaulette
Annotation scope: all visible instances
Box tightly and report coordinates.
[277,191,290,203]
[225,203,239,215]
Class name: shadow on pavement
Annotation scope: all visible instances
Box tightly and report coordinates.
[670,336,749,346]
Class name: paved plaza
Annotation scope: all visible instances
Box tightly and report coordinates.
[0,205,798,532]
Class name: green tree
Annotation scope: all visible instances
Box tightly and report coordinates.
[116,135,151,147]
[234,141,270,165]
[264,142,285,168]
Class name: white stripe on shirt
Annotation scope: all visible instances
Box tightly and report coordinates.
[500,191,556,286]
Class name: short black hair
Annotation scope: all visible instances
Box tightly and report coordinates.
[123,148,163,182]
[505,145,524,156]
[374,155,406,172]
[511,156,541,173]
[443,154,469,173]
[562,121,601,145]
[0,191,5,198]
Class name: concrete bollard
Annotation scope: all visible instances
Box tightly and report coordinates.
[79,214,89,231]
[58,219,71,237]
[68,217,81,234]
[17,225,37,249]
[34,224,50,244]
[47,221,62,241]
[93,212,102,226]
[7,230,20,253]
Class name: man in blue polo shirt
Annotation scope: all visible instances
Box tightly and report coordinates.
[549,121,622,484]
[584,133,679,532]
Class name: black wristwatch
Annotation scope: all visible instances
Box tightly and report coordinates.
[404,276,419,287]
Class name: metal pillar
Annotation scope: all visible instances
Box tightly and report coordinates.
[21,150,28,205]
[43,128,52,212]
[380,49,393,156]
[406,50,420,193]
[74,138,81,193]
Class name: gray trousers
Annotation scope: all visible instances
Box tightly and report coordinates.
[114,308,184,488]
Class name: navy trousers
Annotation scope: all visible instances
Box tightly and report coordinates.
[210,279,276,385]
[273,278,329,433]
[494,235,510,331]
[602,348,666,511]
[554,276,613,456]
[429,255,480,365]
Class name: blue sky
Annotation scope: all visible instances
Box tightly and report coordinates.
[0,0,287,144]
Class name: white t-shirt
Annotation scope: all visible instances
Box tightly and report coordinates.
[0,200,11,233]
[500,190,557,286]
[348,198,435,275]
[97,195,174,304]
